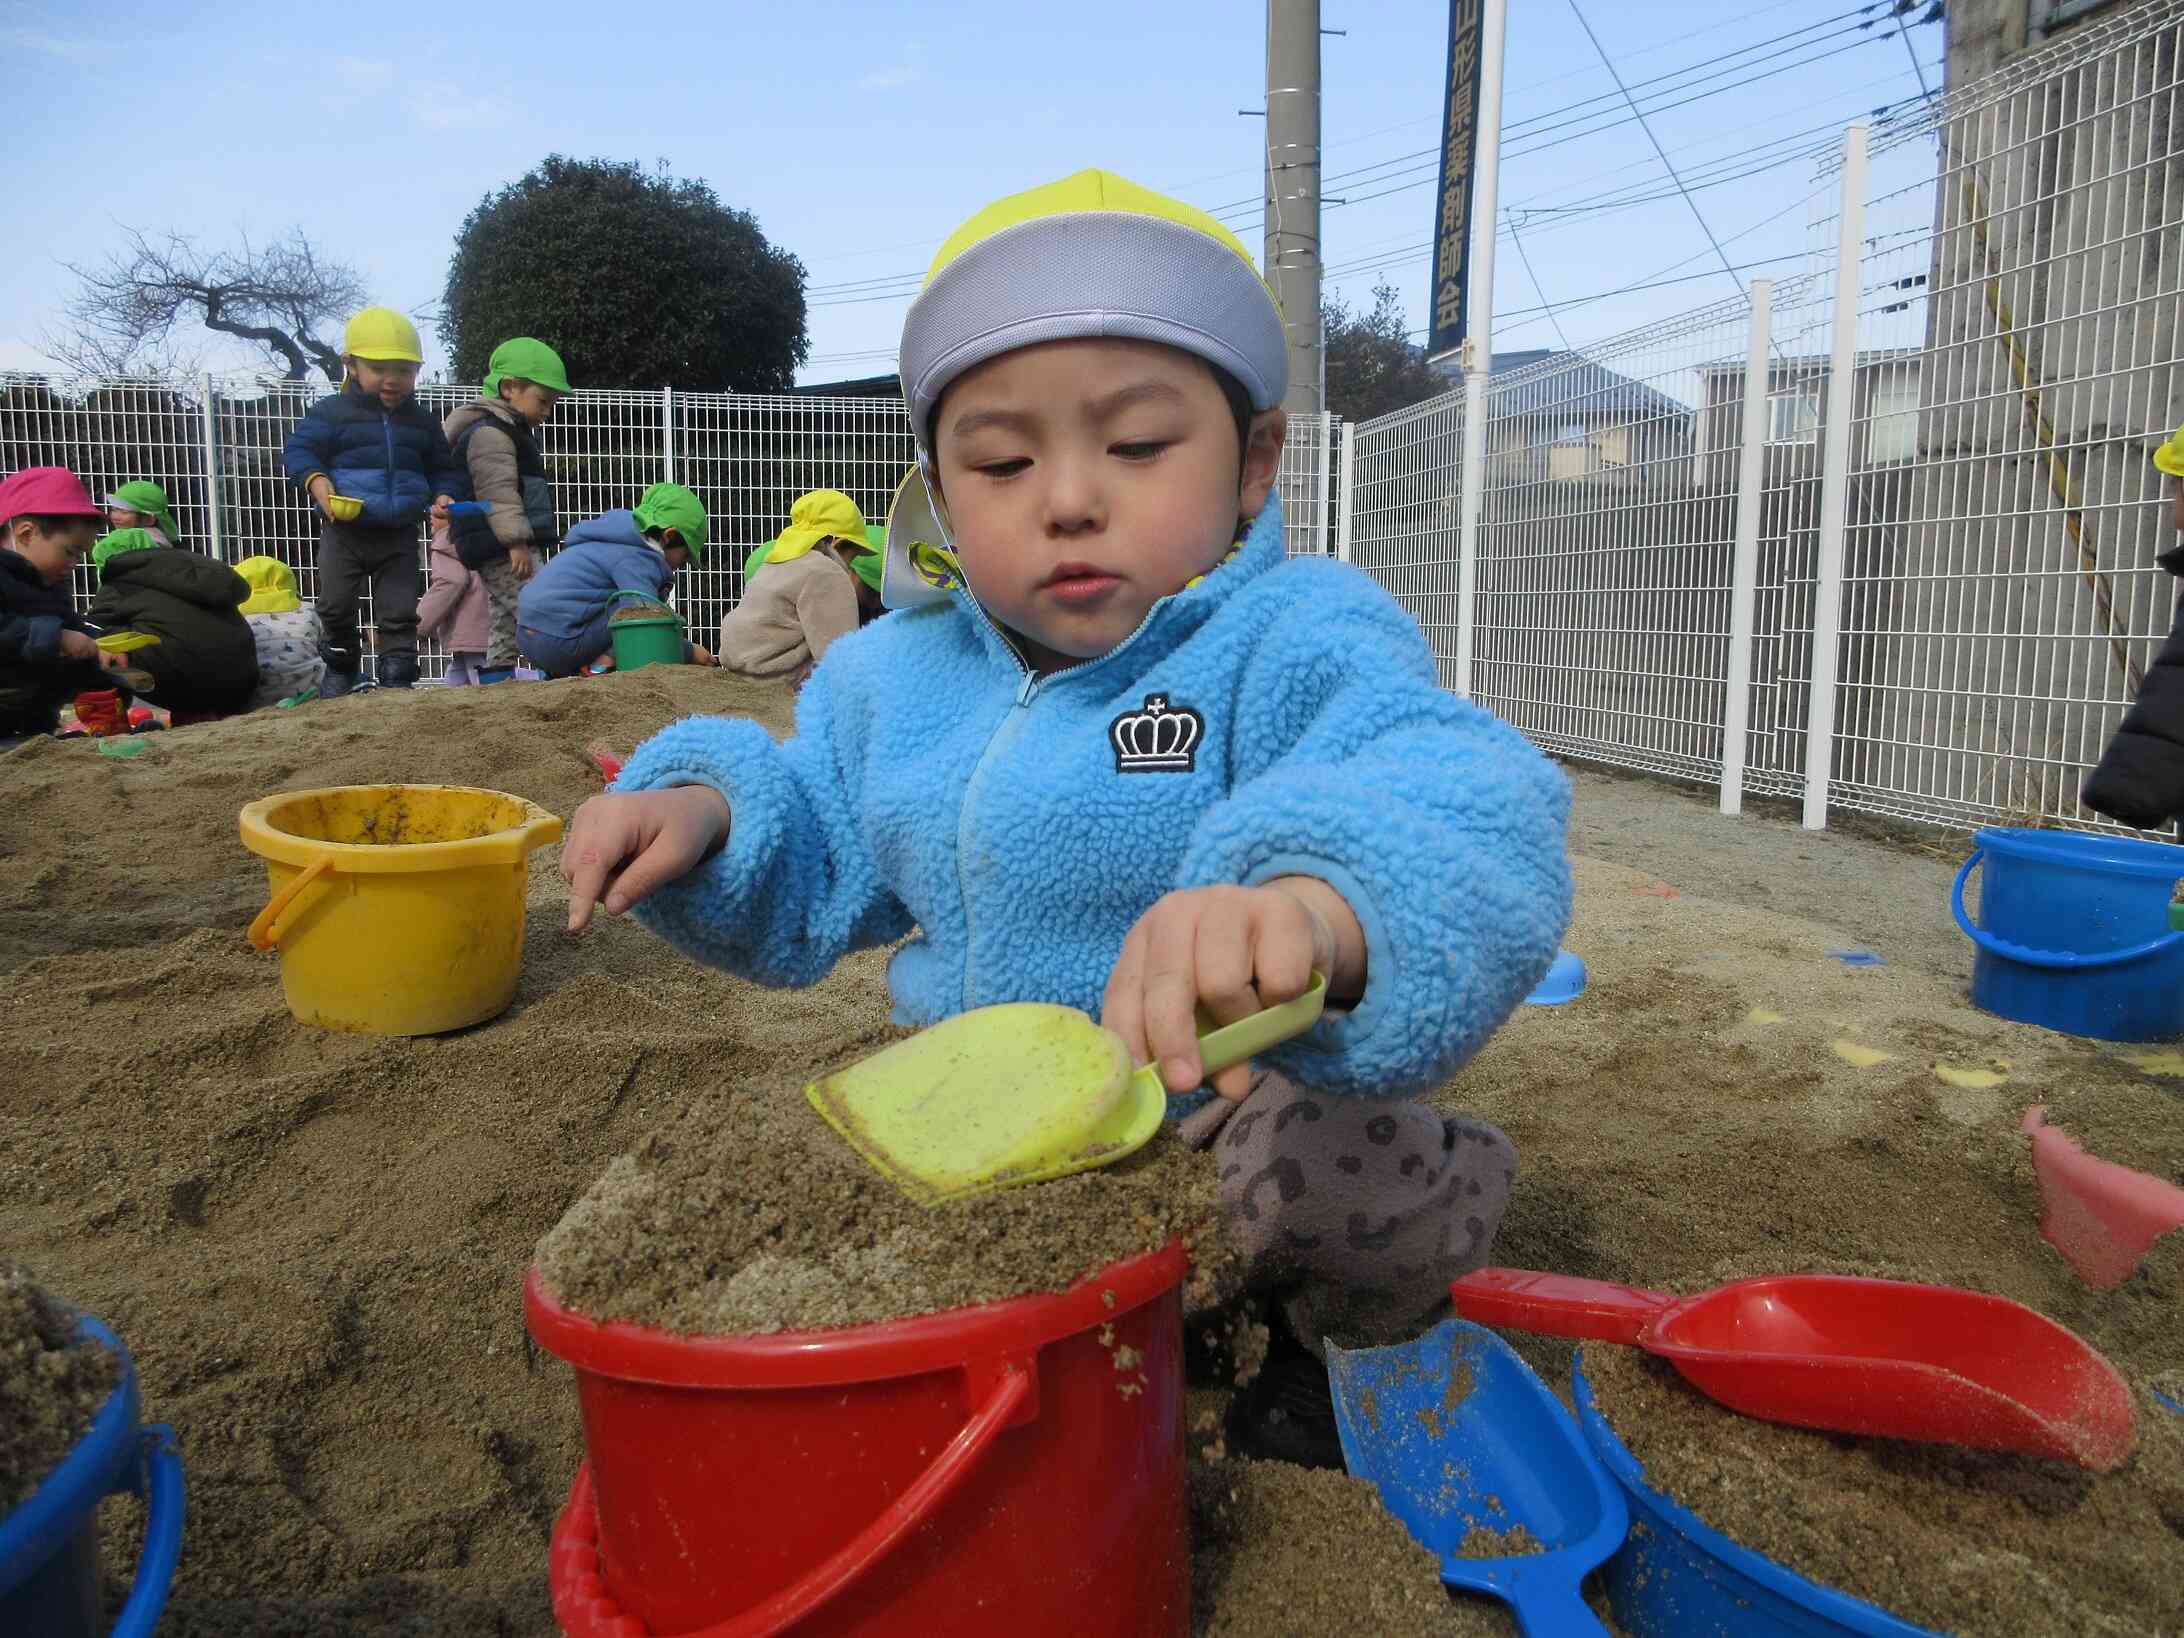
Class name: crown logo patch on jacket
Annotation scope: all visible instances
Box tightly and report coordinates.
[1110,694,1204,774]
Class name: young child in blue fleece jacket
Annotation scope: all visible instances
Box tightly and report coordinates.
[561,170,1571,1464]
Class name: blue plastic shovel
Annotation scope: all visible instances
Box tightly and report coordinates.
[1326,1318,1628,1637]
[445,500,494,518]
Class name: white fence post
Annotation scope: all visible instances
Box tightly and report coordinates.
[1802,121,1868,831]
[1335,420,1356,564]
[1721,280,1774,817]
[199,371,224,563]
[1315,414,1334,554]
[1454,381,1485,697]
[661,386,675,483]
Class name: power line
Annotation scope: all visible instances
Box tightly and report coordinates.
[1565,0,1745,300]
[1506,212,1574,351]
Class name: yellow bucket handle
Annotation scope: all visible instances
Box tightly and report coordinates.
[248,857,334,950]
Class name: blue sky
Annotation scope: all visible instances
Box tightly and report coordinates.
[0,0,1944,386]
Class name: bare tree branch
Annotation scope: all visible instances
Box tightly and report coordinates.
[55,227,368,382]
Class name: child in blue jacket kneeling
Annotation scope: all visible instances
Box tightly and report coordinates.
[560,171,1571,1468]
[515,483,711,677]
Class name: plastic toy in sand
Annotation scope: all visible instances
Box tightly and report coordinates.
[0,1309,184,1638]
[1452,1265,2135,1471]
[1327,1317,1627,1634]
[809,975,1327,1204]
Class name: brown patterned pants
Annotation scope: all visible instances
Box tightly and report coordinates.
[1179,1069,1515,1355]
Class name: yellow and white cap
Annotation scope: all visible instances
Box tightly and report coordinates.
[898,168,1287,450]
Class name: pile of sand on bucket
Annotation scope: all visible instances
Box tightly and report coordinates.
[535,1085,1237,1333]
[1,1264,120,1512]
[3,665,2180,1633]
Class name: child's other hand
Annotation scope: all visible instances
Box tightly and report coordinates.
[58,630,102,662]
[508,545,537,581]
[1101,881,1359,1102]
[429,494,454,527]
[560,786,731,933]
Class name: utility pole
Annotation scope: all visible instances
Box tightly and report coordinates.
[1264,0,1323,416]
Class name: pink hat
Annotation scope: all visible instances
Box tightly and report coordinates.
[0,466,103,524]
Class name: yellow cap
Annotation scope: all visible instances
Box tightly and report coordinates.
[899,168,1287,446]
[770,489,871,565]
[925,169,1261,285]
[235,555,303,616]
[343,306,424,364]
[2156,423,2184,478]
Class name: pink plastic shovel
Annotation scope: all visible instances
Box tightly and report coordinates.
[2021,1105,2184,1290]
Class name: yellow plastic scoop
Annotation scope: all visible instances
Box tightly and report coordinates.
[324,494,365,522]
[93,630,160,654]
[808,974,1329,1204]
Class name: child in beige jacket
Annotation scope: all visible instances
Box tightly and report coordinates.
[718,490,880,687]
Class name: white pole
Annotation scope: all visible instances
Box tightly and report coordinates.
[1315,415,1335,553]
[661,385,675,483]
[199,372,224,563]
[1803,122,1868,830]
[1335,420,1357,564]
[1721,279,1774,817]
[1452,0,1506,699]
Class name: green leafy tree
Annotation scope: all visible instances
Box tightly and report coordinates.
[441,157,808,390]
[1322,280,1448,424]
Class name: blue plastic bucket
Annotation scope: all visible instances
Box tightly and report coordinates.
[0,1315,185,1638]
[1950,827,2184,1042]
[1572,1356,1936,1637]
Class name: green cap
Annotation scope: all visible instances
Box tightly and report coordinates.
[633,482,708,563]
[107,480,180,546]
[483,337,572,398]
[91,527,161,581]
[852,523,884,593]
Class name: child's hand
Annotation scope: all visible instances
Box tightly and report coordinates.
[560,786,731,933]
[429,494,454,527]
[1101,879,1364,1101]
[58,630,102,662]
[508,545,537,581]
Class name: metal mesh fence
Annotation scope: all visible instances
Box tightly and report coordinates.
[3,376,1341,682]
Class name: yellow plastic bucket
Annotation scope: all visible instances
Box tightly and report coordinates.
[238,784,564,1036]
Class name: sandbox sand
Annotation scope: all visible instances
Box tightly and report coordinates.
[0,670,2177,1634]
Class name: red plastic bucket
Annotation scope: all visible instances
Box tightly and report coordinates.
[525,1243,1189,1637]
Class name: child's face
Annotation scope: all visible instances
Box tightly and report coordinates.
[7,516,96,585]
[932,338,1284,671]
[661,543,692,571]
[105,506,148,531]
[349,357,419,408]
[502,380,562,425]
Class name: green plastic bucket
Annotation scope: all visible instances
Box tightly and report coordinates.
[607,593,685,672]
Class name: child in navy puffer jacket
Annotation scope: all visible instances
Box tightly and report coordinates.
[281,307,459,695]
[559,172,1572,1470]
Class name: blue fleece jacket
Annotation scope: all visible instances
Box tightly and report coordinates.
[516,510,674,644]
[282,383,462,529]
[617,496,1572,1101]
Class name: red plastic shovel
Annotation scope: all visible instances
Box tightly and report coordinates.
[1451,1267,2138,1471]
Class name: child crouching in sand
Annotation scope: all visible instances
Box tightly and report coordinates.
[516,483,712,677]
[0,467,130,741]
[559,171,1570,1468]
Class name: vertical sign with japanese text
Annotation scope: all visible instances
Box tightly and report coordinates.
[1429,0,1486,359]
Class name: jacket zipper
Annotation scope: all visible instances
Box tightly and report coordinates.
[381,411,395,518]
[948,590,1176,1010]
